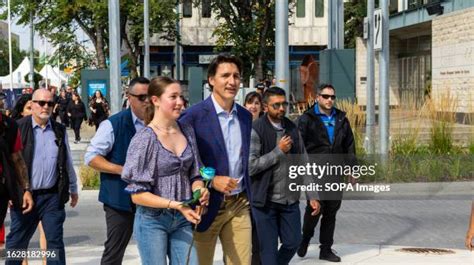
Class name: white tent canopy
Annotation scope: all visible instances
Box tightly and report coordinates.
[0,57,31,89]
[39,64,68,88]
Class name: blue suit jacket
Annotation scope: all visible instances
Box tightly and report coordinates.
[179,96,252,232]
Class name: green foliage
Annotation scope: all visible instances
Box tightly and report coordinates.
[80,165,100,189]
[0,39,27,76]
[344,0,367,49]
[2,0,177,77]
[207,0,292,83]
[359,153,473,183]
[24,72,43,90]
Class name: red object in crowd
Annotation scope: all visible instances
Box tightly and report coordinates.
[0,224,5,243]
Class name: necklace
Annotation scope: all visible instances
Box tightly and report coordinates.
[150,122,178,134]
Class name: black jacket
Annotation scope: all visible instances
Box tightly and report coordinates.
[0,114,24,209]
[17,116,70,206]
[67,101,87,120]
[297,105,355,155]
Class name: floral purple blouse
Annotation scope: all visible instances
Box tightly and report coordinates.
[121,122,202,202]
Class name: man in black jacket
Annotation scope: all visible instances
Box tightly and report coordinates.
[6,89,78,265]
[296,84,355,262]
[249,86,320,264]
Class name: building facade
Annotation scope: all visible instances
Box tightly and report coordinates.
[356,0,474,116]
[147,0,329,99]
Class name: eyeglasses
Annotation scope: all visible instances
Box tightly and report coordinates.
[33,100,55,107]
[320,94,336,100]
[271,102,289,109]
[129,93,148,102]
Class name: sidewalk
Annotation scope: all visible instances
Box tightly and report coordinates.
[21,243,473,264]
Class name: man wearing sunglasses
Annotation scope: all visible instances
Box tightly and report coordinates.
[85,77,149,265]
[296,84,355,262]
[249,86,320,264]
[7,89,78,265]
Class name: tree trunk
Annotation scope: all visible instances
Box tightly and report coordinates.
[254,55,264,82]
[95,25,107,69]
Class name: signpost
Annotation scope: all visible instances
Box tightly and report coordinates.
[374,8,382,51]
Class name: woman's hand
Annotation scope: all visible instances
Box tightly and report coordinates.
[198,188,209,207]
[175,204,201,224]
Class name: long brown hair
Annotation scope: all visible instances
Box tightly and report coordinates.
[145,76,180,125]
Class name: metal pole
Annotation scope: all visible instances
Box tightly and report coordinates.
[336,0,344,49]
[327,0,333,49]
[108,0,121,114]
[275,0,289,98]
[8,0,13,91]
[30,11,35,90]
[175,3,181,80]
[365,0,375,154]
[144,0,150,78]
[44,40,48,89]
[379,0,390,156]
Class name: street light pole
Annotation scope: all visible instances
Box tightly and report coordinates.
[108,0,121,114]
[365,0,375,154]
[144,0,150,78]
[379,0,390,157]
[275,0,289,98]
[8,0,13,91]
[30,11,35,90]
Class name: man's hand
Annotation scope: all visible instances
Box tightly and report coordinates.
[211,176,238,194]
[309,200,320,216]
[70,193,79,208]
[22,191,34,214]
[278,135,293,153]
[466,230,474,251]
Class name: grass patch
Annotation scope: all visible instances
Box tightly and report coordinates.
[80,165,100,189]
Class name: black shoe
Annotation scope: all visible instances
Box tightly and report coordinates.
[297,237,310,257]
[319,248,341,262]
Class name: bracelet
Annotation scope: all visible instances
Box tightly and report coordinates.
[167,200,172,209]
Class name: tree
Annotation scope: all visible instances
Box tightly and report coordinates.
[121,0,178,78]
[2,0,177,78]
[206,0,278,84]
[344,0,367,49]
[0,39,27,76]
[24,72,43,89]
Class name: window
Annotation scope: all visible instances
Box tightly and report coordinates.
[202,0,211,18]
[315,0,324,18]
[296,0,305,18]
[183,0,192,18]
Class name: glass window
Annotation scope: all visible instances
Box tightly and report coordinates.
[296,0,305,18]
[202,0,211,18]
[183,0,192,18]
[315,0,324,17]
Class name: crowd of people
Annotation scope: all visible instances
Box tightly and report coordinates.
[0,53,472,265]
[82,54,352,265]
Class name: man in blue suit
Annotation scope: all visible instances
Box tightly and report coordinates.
[179,54,253,265]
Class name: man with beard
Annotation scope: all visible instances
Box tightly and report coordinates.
[6,89,79,265]
[249,86,320,264]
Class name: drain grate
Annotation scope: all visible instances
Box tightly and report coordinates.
[396,248,455,255]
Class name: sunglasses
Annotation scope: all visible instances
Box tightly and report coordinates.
[320,94,336,100]
[129,93,148,102]
[33,100,55,107]
[270,102,289,109]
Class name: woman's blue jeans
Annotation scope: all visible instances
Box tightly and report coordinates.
[134,206,198,265]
